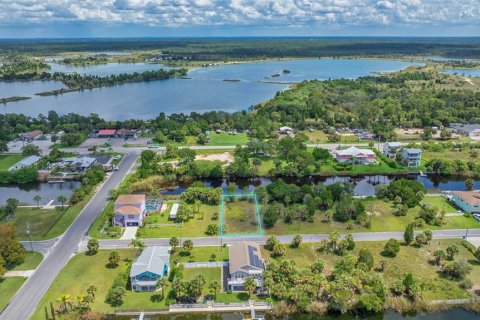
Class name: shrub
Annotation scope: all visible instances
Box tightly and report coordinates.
[383,238,400,257]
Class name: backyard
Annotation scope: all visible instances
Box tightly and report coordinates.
[0,154,24,171]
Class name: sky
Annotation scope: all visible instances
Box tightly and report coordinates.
[0,0,479,38]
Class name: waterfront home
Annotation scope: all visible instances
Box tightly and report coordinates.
[91,154,113,171]
[228,241,265,292]
[21,130,43,142]
[451,191,480,214]
[8,155,41,172]
[130,246,170,292]
[332,146,376,164]
[113,194,147,227]
[54,156,97,172]
[383,142,403,158]
[401,148,422,167]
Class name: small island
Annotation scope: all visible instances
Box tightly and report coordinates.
[0,96,31,104]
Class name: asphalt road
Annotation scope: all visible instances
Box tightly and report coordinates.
[0,153,138,320]
[96,228,480,249]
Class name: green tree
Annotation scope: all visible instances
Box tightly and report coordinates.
[86,285,97,301]
[265,235,279,251]
[404,224,414,245]
[33,195,42,208]
[169,237,179,252]
[157,278,167,299]
[108,251,120,267]
[87,239,99,255]
[465,178,475,191]
[56,294,72,313]
[310,258,325,273]
[0,224,25,268]
[183,239,194,253]
[358,249,374,271]
[57,195,67,209]
[243,277,257,297]
[209,280,221,299]
[291,235,302,248]
[446,244,459,260]
[433,249,446,266]
[383,238,400,257]
[21,144,41,156]
[402,273,418,298]
[107,286,126,306]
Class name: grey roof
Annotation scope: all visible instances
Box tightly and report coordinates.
[229,241,264,274]
[403,148,422,154]
[18,155,41,166]
[450,123,480,134]
[130,246,170,277]
[385,142,403,147]
[91,154,112,165]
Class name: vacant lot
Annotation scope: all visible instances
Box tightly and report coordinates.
[262,239,480,301]
[0,154,24,171]
[207,133,249,146]
[222,197,261,235]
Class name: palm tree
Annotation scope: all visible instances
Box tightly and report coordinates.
[194,200,202,214]
[183,239,193,253]
[130,239,145,257]
[56,294,72,313]
[108,251,121,267]
[74,295,84,309]
[465,178,475,191]
[57,195,67,209]
[157,278,167,298]
[86,285,97,301]
[433,249,446,266]
[169,237,179,252]
[209,280,221,299]
[33,195,42,208]
[243,277,256,298]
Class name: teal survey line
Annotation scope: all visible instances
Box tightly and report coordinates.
[219,193,263,237]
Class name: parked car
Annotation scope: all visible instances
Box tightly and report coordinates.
[473,214,480,222]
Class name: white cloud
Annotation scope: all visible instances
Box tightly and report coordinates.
[0,0,478,30]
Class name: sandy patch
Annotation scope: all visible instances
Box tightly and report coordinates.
[195,152,234,164]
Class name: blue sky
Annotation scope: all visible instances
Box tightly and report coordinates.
[0,0,479,38]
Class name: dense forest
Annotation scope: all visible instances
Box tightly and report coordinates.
[1,38,480,59]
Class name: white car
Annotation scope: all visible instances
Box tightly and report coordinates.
[473,214,480,222]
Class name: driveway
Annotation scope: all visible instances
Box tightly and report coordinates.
[120,227,138,240]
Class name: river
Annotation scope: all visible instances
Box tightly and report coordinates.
[0,181,81,205]
[160,174,480,197]
[114,308,478,319]
[0,58,421,120]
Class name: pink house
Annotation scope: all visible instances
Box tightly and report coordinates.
[332,146,376,164]
[113,194,146,227]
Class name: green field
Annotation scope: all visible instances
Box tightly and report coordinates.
[0,154,24,171]
[11,251,43,271]
[422,151,475,162]
[222,196,261,235]
[0,277,26,312]
[207,133,249,146]
[170,246,228,264]
[262,239,480,301]
[183,267,222,295]
[422,196,459,213]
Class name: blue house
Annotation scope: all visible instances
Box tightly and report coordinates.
[451,191,480,214]
[401,148,422,167]
[130,246,170,292]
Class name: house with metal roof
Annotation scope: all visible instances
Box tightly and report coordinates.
[227,241,265,292]
[451,191,480,214]
[8,155,41,172]
[113,194,147,227]
[332,146,376,164]
[130,246,170,292]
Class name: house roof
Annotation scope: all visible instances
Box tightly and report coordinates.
[279,126,293,132]
[115,205,143,215]
[115,194,146,205]
[403,148,422,154]
[130,246,170,278]
[333,146,375,157]
[169,203,179,218]
[92,154,112,165]
[24,130,43,138]
[98,129,117,135]
[74,156,97,168]
[229,241,264,274]
[385,142,403,148]
[452,191,480,205]
[9,155,41,171]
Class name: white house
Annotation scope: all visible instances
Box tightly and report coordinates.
[130,246,170,292]
[228,241,265,292]
[8,155,41,172]
[113,194,147,227]
[451,191,480,214]
[401,148,422,167]
[383,142,403,158]
[332,146,376,164]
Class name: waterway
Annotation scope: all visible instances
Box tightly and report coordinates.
[114,308,478,319]
[48,62,170,76]
[0,181,81,205]
[0,58,421,120]
[160,174,480,197]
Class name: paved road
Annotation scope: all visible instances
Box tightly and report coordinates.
[20,239,58,255]
[62,142,374,154]
[0,153,139,320]
[95,228,480,249]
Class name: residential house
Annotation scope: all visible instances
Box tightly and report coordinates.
[451,191,480,214]
[21,130,43,142]
[278,126,294,136]
[401,148,422,167]
[383,142,403,158]
[55,156,97,172]
[449,123,480,138]
[130,246,170,292]
[332,146,376,164]
[113,194,147,227]
[91,154,113,171]
[8,155,41,172]
[228,241,265,292]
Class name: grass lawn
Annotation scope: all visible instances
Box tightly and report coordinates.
[195,149,233,156]
[138,204,220,238]
[50,133,87,149]
[0,277,26,312]
[183,267,222,294]
[320,159,420,175]
[422,196,458,213]
[170,246,228,264]
[207,133,249,146]
[11,251,43,271]
[222,197,261,235]
[422,151,475,162]
[88,201,122,239]
[300,130,329,143]
[0,154,24,171]
[262,239,480,301]
[196,160,225,171]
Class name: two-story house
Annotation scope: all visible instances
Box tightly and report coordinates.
[383,142,403,158]
[332,146,376,164]
[113,194,147,227]
[401,148,422,167]
[451,191,480,214]
[228,241,265,292]
[130,246,170,292]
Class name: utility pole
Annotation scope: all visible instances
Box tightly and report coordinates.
[26,222,33,252]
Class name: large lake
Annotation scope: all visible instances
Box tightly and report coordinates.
[0,59,420,120]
